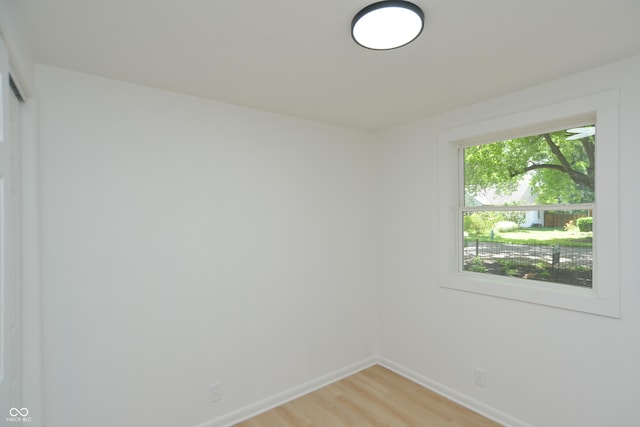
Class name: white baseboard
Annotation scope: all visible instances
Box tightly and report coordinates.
[193,357,377,427]
[374,356,532,427]
[193,355,531,427]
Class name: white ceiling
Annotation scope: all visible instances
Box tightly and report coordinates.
[19,0,640,131]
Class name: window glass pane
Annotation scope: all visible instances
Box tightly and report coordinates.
[462,209,593,287]
[464,126,596,206]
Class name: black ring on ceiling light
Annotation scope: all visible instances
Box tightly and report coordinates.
[351,1,425,50]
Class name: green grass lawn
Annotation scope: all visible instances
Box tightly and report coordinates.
[467,227,592,246]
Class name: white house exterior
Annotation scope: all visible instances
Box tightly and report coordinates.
[470,175,544,228]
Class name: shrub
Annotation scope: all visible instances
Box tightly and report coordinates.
[576,217,593,232]
[469,257,487,273]
[464,212,523,235]
[494,220,519,232]
[501,209,526,226]
[499,259,519,276]
[464,213,491,234]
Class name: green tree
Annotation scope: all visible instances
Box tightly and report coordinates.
[464,127,595,204]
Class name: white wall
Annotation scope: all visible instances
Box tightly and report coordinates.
[377,55,640,427]
[33,46,640,427]
[36,66,378,427]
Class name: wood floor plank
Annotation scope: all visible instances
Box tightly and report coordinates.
[234,365,502,427]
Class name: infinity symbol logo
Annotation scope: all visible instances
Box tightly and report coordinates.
[9,408,29,417]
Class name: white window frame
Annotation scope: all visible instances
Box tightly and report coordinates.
[438,91,620,318]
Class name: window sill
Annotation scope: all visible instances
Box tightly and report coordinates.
[441,271,620,318]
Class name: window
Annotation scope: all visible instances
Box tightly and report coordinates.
[462,124,595,288]
[438,91,620,317]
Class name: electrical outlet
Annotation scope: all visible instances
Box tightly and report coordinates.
[474,367,487,387]
[209,382,222,403]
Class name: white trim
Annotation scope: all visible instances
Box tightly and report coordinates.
[438,90,621,318]
[462,203,594,212]
[192,356,531,427]
[375,357,532,427]
[21,98,43,427]
[193,357,377,427]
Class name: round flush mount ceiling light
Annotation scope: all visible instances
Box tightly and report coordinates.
[351,1,424,50]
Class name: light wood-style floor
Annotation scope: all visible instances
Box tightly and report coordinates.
[234,365,502,426]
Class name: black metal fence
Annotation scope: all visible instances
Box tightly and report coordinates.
[463,239,593,286]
